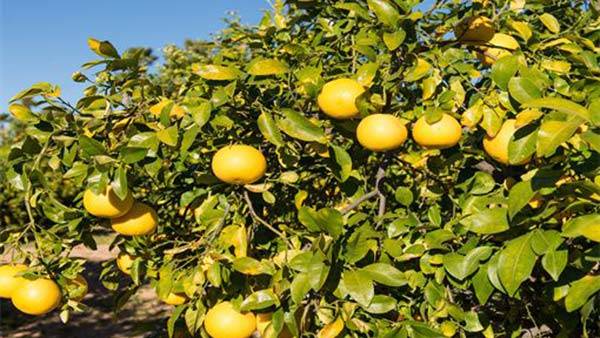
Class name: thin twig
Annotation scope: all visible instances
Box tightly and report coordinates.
[342,161,387,215]
[243,190,292,248]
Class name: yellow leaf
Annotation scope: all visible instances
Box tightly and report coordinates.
[540,13,560,33]
[421,76,438,100]
[461,101,483,128]
[510,0,525,10]
[538,38,571,50]
[515,109,543,127]
[8,104,37,122]
[149,99,186,119]
[192,64,241,80]
[220,225,248,258]
[450,78,466,109]
[541,60,571,74]
[404,58,432,82]
[509,20,532,42]
[318,317,344,338]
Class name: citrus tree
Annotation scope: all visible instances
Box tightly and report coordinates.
[2,0,600,337]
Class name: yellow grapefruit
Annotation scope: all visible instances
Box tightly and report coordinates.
[212,145,267,185]
[318,78,365,119]
[412,114,462,149]
[483,119,531,165]
[204,301,256,338]
[111,202,158,236]
[11,278,62,315]
[0,264,27,298]
[356,114,408,151]
[83,186,134,218]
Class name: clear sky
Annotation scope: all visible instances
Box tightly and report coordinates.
[1,0,267,107]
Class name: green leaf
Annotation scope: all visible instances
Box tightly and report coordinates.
[541,249,567,281]
[508,77,542,104]
[258,111,285,147]
[472,265,494,304]
[383,30,406,51]
[491,55,519,91]
[507,181,535,219]
[240,289,280,311]
[580,130,600,152]
[298,207,344,238]
[79,136,106,157]
[247,58,289,76]
[157,126,179,147]
[404,58,431,82]
[367,0,401,27]
[497,233,537,296]
[562,214,600,242]
[394,187,413,206]
[290,273,311,304]
[508,124,537,165]
[536,118,582,157]
[356,62,378,87]
[87,38,120,58]
[443,247,493,280]
[342,270,374,307]
[277,109,327,143]
[530,229,563,255]
[180,126,200,156]
[363,295,396,314]
[462,208,509,234]
[112,166,128,201]
[232,257,275,275]
[193,64,241,80]
[119,147,147,164]
[330,145,352,182]
[522,97,591,122]
[361,263,407,287]
[564,275,600,312]
[166,304,185,338]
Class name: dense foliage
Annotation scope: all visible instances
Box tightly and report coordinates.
[2,0,600,337]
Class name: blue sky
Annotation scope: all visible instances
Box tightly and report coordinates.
[1,0,267,107]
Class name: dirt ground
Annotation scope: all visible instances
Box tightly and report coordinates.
[0,244,173,338]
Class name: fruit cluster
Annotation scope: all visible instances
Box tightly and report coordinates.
[0,264,87,316]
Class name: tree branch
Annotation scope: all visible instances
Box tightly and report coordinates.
[342,163,387,215]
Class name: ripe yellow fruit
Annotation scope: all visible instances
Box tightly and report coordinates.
[483,119,531,165]
[11,278,62,315]
[204,301,256,338]
[454,16,495,42]
[116,252,135,275]
[67,275,88,302]
[83,186,134,218]
[111,202,158,236]
[212,145,267,185]
[0,264,27,298]
[478,33,520,65]
[317,78,365,119]
[256,312,293,338]
[412,114,462,149]
[161,292,187,305]
[356,114,408,152]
